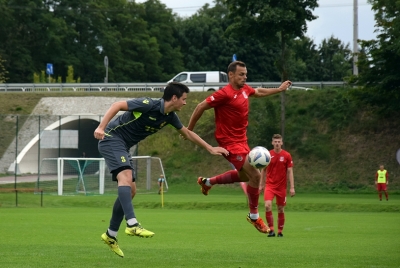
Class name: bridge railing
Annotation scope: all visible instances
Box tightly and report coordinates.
[0,81,347,92]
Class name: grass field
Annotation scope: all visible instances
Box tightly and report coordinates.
[0,190,399,267]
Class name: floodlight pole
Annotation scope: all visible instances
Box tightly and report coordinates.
[353,0,359,75]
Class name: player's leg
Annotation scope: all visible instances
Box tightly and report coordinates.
[117,171,154,238]
[382,184,388,200]
[241,160,269,233]
[197,153,244,195]
[276,195,287,237]
[264,188,275,237]
[98,140,127,256]
[377,184,382,201]
[197,170,242,195]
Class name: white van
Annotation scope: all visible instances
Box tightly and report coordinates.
[167,71,228,92]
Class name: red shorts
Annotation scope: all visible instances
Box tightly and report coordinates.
[376,183,387,191]
[222,143,250,170]
[264,187,286,206]
[224,152,248,170]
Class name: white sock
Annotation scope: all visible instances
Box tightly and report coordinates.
[107,229,117,238]
[127,218,138,226]
[250,213,259,220]
[205,178,212,187]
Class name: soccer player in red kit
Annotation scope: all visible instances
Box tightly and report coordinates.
[261,134,295,237]
[187,61,292,234]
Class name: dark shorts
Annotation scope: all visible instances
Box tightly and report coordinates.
[98,138,136,182]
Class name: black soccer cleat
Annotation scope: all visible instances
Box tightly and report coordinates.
[267,231,276,237]
[277,233,283,237]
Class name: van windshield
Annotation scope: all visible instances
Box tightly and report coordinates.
[173,74,187,82]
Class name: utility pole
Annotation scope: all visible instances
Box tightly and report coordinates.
[353,0,359,75]
[104,56,108,83]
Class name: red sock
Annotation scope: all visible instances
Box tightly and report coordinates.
[278,212,285,233]
[209,170,240,185]
[385,192,388,200]
[265,211,274,231]
[379,193,382,200]
[246,185,260,214]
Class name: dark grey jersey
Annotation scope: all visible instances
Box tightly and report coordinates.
[102,97,183,148]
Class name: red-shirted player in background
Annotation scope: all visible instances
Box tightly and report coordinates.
[187,61,292,234]
[261,134,295,237]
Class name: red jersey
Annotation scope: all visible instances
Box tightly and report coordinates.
[266,149,293,190]
[206,84,255,150]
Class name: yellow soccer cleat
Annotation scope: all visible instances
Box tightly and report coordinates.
[101,233,124,258]
[125,223,155,238]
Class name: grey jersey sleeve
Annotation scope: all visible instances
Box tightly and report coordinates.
[170,113,183,130]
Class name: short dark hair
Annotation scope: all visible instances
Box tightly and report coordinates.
[227,61,246,74]
[163,82,189,101]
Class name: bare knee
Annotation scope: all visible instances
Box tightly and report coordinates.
[265,201,273,211]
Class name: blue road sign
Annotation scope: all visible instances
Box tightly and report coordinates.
[232,54,237,62]
[46,63,53,75]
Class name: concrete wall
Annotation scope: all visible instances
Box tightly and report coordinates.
[0,97,128,174]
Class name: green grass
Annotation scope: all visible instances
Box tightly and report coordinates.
[0,191,399,267]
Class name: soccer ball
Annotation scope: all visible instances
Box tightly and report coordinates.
[248,146,271,169]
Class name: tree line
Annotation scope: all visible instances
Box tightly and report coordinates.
[0,0,353,83]
[0,0,398,114]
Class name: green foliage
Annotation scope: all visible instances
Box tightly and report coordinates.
[0,54,8,82]
[356,0,400,115]
[224,0,319,80]
[65,65,80,83]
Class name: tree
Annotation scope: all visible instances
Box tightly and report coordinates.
[223,0,318,138]
[176,0,280,81]
[142,0,184,81]
[0,54,8,82]
[357,0,400,114]
[318,36,352,81]
[290,36,320,81]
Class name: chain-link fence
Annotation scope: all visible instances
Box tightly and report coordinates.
[0,115,164,205]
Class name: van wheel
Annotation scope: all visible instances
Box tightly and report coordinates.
[207,88,215,91]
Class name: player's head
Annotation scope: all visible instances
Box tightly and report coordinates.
[272,134,283,150]
[379,164,384,170]
[163,82,189,101]
[227,61,247,88]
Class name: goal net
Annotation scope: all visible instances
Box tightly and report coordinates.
[36,156,168,195]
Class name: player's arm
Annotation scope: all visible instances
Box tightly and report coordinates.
[386,171,389,185]
[287,167,295,197]
[253,80,292,98]
[375,172,378,184]
[260,168,267,191]
[187,100,212,131]
[178,126,228,156]
[94,101,129,140]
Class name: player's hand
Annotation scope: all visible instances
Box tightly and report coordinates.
[94,127,105,140]
[279,80,292,91]
[179,134,187,140]
[290,187,295,197]
[209,146,229,156]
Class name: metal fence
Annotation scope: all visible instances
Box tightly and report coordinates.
[0,81,347,92]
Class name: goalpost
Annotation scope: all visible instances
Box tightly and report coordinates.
[37,156,167,195]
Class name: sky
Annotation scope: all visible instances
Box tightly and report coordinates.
[138,0,377,49]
